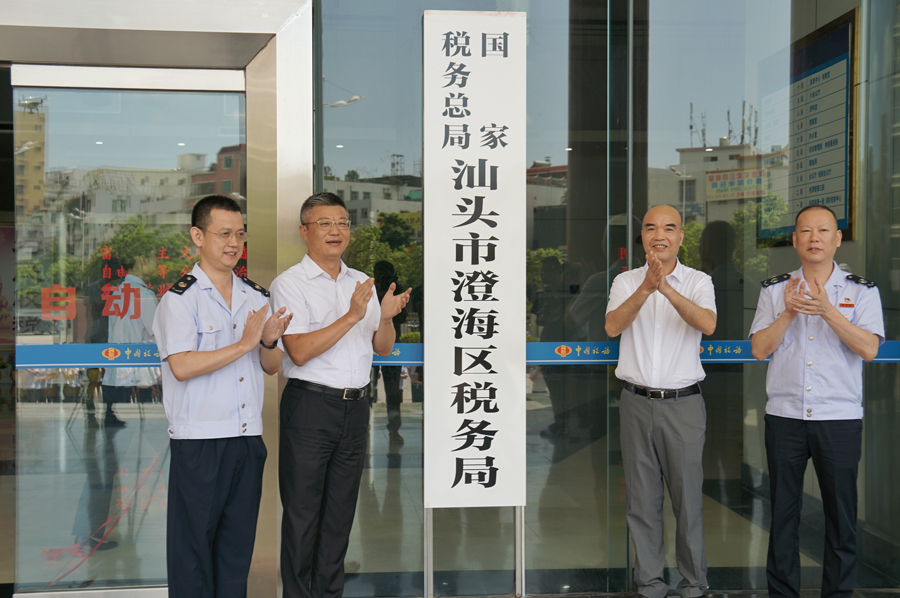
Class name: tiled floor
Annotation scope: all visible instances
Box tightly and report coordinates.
[3,382,897,595]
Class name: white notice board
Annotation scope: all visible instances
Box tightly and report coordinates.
[423,10,526,509]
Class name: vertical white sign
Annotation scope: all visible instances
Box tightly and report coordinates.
[423,10,526,509]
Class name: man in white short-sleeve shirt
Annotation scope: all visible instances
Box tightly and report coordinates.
[749,205,884,598]
[152,194,292,598]
[270,192,410,598]
[605,205,716,598]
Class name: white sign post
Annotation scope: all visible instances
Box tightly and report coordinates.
[423,10,527,511]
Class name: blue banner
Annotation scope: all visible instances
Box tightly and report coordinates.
[15,340,900,368]
[15,342,425,368]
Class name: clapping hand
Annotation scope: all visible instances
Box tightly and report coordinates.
[783,276,802,315]
[790,277,832,317]
[642,251,666,293]
[241,304,269,350]
[380,282,412,320]
[349,279,376,323]
[261,306,293,347]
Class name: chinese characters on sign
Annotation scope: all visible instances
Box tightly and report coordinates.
[424,11,526,509]
[33,242,247,326]
[758,17,853,239]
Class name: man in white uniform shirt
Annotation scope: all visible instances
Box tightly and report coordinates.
[605,205,716,598]
[153,195,292,598]
[103,256,159,415]
[750,205,883,598]
[270,192,410,598]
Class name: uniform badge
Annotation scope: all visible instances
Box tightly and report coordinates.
[761,273,791,288]
[846,274,876,288]
[242,276,270,297]
[169,274,197,295]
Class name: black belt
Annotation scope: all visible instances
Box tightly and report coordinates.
[622,381,701,400]
[288,378,368,401]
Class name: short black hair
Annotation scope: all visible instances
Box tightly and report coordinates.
[540,255,563,277]
[300,191,347,225]
[795,204,838,228]
[192,194,243,230]
[373,260,395,277]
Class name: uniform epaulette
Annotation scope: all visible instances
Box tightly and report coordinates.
[242,276,270,297]
[169,274,197,295]
[761,273,791,288]
[846,274,876,288]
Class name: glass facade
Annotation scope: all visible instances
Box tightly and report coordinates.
[0,0,899,595]
[319,0,900,595]
[10,88,245,591]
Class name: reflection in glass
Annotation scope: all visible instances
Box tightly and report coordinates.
[16,367,170,591]
[13,88,245,591]
[14,89,245,346]
[325,0,900,595]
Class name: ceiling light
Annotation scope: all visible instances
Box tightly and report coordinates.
[95,141,103,145]
[336,145,344,148]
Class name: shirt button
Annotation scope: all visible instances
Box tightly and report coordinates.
[807,412,813,418]
[239,377,244,382]
[233,324,237,329]
[809,336,814,340]
[241,403,246,408]
[807,361,812,366]
[168,429,173,434]
[208,326,213,331]
[776,312,782,317]
[806,386,812,391]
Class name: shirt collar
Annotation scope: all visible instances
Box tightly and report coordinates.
[634,257,683,282]
[796,260,845,293]
[191,262,247,312]
[300,254,348,281]
[191,262,215,289]
[668,258,686,283]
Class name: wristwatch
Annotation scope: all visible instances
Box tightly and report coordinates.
[260,339,278,350]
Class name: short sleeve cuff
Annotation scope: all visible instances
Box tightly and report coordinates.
[159,339,196,360]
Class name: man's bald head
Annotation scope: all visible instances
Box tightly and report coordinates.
[643,204,682,229]
[641,204,684,268]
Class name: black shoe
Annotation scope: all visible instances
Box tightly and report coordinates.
[539,424,566,439]
[389,431,405,445]
[104,414,127,427]
[76,535,118,551]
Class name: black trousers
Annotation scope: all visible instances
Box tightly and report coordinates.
[280,384,370,598]
[765,414,862,598]
[380,366,403,433]
[167,436,267,598]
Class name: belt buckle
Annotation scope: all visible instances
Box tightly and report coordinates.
[342,388,353,400]
[647,389,666,400]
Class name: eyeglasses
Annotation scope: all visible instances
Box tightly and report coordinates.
[303,219,351,231]
[202,229,248,242]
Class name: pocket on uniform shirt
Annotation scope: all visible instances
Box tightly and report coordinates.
[198,319,222,351]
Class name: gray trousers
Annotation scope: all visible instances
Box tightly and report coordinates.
[620,387,708,598]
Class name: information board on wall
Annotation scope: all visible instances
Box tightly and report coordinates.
[758,11,855,240]
[423,10,526,509]
[705,168,764,202]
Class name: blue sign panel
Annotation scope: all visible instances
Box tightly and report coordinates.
[16,340,900,368]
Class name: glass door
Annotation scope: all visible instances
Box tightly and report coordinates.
[12,69,246,592]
